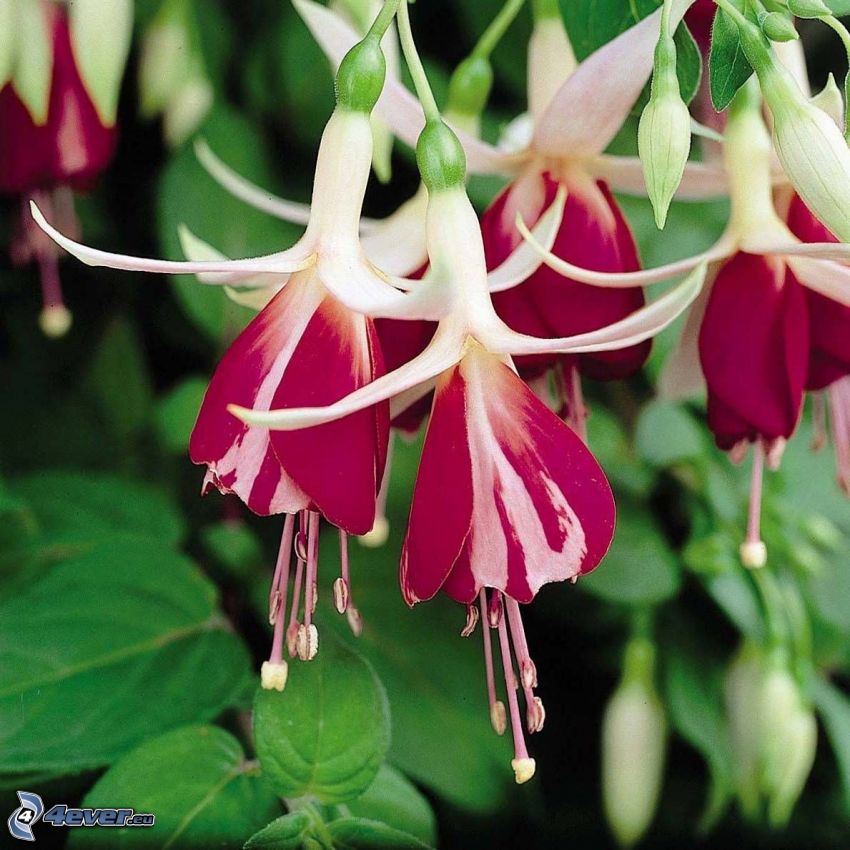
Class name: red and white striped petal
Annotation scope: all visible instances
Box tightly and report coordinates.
[401,346,615,606]
[190,275,324,515]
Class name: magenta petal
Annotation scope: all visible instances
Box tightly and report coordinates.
[786,195,850,390]
[400,365,474,605]
[189,282,320,516]
[525,180,650,380]
[699,252,809,448]
[442,349,616,605]
[269,295,388,535]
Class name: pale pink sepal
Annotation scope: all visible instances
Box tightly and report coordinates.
[533,0,694,158]
[590,155,730,200]
[478,261,706,356]
[488,187,567,293]
[293,0,519,176]
[230,323,465,430]
[31,200,316,278]
[787,257,850,308]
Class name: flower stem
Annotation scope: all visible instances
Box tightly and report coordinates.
[366,0,402,41]
[397,0,441,122]
[472,0,527,60]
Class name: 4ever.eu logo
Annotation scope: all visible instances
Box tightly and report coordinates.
[7,791,155,842]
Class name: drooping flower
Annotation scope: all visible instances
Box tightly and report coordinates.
[521,78,850,566]
[1,0,130,335]
[32,19,567,691]
[297,0,726,442]
[230,107,704,779]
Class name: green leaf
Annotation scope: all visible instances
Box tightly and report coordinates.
[580,507,681,605]
[0,543,252,773]
[806,548,850,634]
[200,520,264,580]
[68,725,281,848]
[703,570,764,640]
[9,470,184,560]
[85,317,154,445]
[811,676,850,814]
[244,811,314,849]
[662,644,733,830]
[588,407,654,496]
[154,376,208,454]
[344,765,436,846]
[635,400,706,467]
[254,635,391,803]
[326,817,433,849]
[709,9,753,112]
[157,105,301,340]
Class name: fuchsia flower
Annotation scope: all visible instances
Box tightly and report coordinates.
[522,78,850,565]
[299,0,727,441]
[1,0,129,335]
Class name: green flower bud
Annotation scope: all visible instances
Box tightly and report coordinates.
[335,36,387,114]
[446,55,494,119]
[760,667,817,827]
[724,643,765,820]
[602,638,667,848]
[759,11,800,43]
[416,120,467,191]
[787,0,831,18]
[638,35,692,229]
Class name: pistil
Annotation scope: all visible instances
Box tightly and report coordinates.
[740,441,768,568]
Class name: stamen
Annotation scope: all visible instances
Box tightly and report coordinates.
[479,590,505,735]
[496,597,535,784]
[300,511,320,660]
[505,597,543,733]
[461,603,479,637]
[562,361,589,444]
[829,378,850,496]
[740,440,767,569]
[286,517,306,657]
[261,514,296,692]
[360,435,394,547]
[335,529,351,613]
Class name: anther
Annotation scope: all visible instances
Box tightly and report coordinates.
[297,623,319,660]
[286,622,300,658]
[527,696,546,734]
[490,700,507,736]
[487,592,503,629]
[346,606,364,637]
[333,577,349,614]
[294,531,309,562]
[461,603,479,637]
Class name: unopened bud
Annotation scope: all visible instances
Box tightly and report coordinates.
[490,700,507,735]
[511,757,536,785]
[39,304,73,338]
[759,12,799,43]
[333,577,349,614]
[446,55,493,119]
[602,639,667,848]
[724,644,765,820]
[760,667,817,827]
[260,660,289,692]
[639,36,691,229]
[787,0,831,18]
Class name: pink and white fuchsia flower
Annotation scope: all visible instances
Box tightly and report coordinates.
[522,77,850,568]
[297,0,726,440]
[32,4,702,783]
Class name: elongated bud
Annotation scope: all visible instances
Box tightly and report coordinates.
[336,36,387,113]
[759,12,799,43]
[446,55,493,123]
[724,643,765,820]
[638,34,691,229]
[416,120,467,191]
[736,17,850,241]
[760,666,817,827]
[602,637,667,848]
[787,0,831,18]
